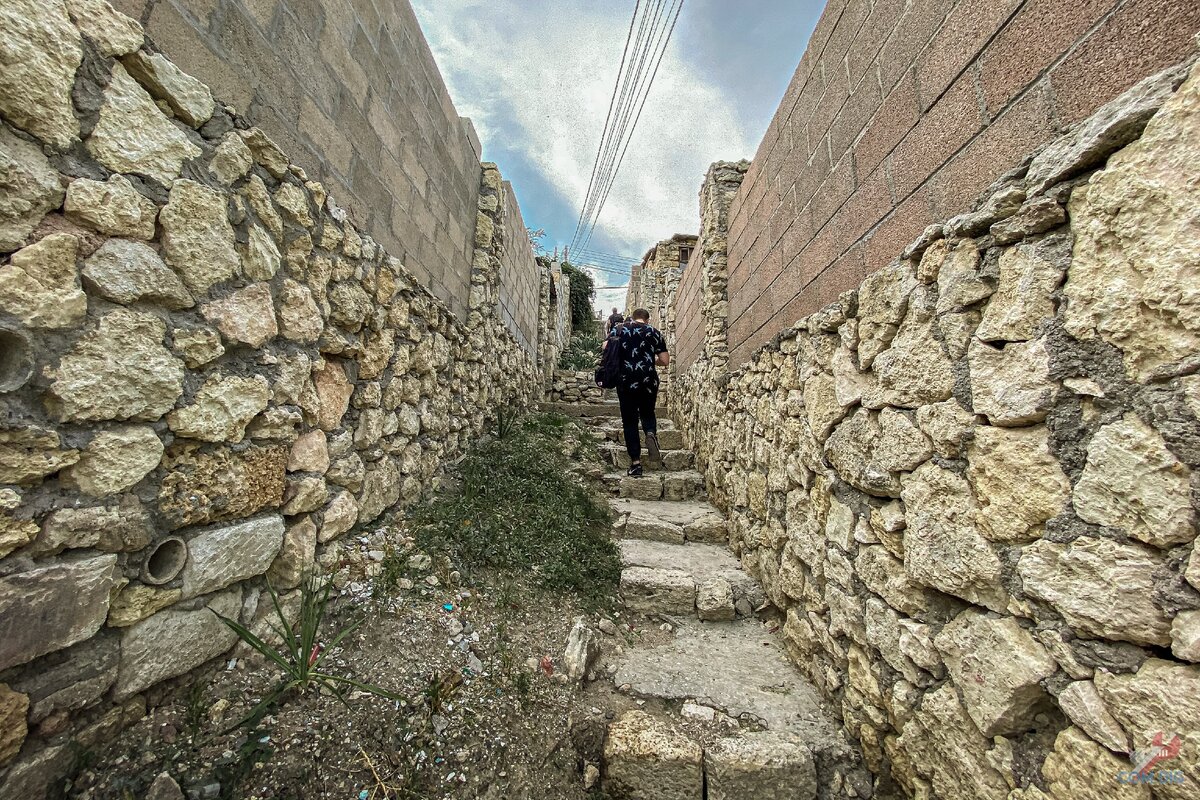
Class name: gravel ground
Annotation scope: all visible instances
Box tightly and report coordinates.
[71,557,655,800]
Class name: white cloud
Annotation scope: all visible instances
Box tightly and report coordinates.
[411,0,752,255]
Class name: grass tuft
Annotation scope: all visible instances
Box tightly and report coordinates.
[409,412,618,608]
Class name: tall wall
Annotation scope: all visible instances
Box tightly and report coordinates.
[112,0,485,316]
[496,179,541,353]
[624,234,696,336]
[668,58,1200,800]
[721,0,1200,366]
[0,1,556,792]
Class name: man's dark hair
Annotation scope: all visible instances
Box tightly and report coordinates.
[612,307,619,313]
[631,308,650,321]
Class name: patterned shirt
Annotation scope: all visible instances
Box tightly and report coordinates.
[614,321,667,391]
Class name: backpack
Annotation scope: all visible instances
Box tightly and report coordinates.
[594,327,624,388]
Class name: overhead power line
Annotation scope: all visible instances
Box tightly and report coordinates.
[569,0,685,253]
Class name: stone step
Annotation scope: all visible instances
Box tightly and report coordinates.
[604,710,820,800]
[606,618,853,800]
[608,497,727,544]
[592,425,684,450]
[602,470,706,501]
[618,539,764,619]
[541,397,669,418]
[599,442,695,472]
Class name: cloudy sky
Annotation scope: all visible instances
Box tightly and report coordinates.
[411,0,822,309]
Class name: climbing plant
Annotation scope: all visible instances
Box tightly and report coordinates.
[560,262,597,334]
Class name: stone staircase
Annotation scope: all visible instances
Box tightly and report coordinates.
[543,395,868,800]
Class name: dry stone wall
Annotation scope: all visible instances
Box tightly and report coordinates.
[0,1,553,791]
[668,59,1200,800]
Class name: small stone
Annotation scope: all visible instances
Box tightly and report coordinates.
[63,425,163,496]
[916,399,974,457]
[274,183,313,227]
[144,771,185,800]
[1017,536,1171,646]
[598,618,619,636]
[1073,415,1194,547]
[1042,727,1145,800]
[990,196,1066,245]
[287,430,329,473]
[0,426,79,485]
[82,238,193,309]
[167,373,269,443]
[65,174,156,240]
[268,516,317,590]
[37,498,151,555]
[0,125,65,250]
[87,64,201,186]
[0,683,29,766]
[696,577,735,622]
[900,461,1005,612]
[209,131,253,185]
[870,298,956,408]
[278,278,323,342]
[202,283,278,347]
[968,336,1056,426]
[239,128,289,179]
[160,179,239,295]
[123,50,214,127]
[282,475,328,515]
[312,360,354,431]
[106,580,181,627]
[604,710,703,800]
[934,239,991,313]
[619,567,695,616]
[318,490,358,542]
[0,233,86,329]
[856,260,917,368]
[976,236,1069,342]
[171,327,224,368]
[563,617,599,682]
[0,0,82,149]
[46,309,185,422]
[1171,611,1200,662]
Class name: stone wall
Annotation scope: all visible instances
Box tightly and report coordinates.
[722,0,1200,367]
[548,371,604,405]
[537,258,572,385]
[112,0,486,317]
[0,2,555,792]
[625,234,696,359]
[667,59,1200,800]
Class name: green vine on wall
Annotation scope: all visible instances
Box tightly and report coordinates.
[561,262,597,334]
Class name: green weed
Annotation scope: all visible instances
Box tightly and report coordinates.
[408,413,618,608]
[558,331,604,370]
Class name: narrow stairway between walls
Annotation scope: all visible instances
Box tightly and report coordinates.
[542,393,874,800]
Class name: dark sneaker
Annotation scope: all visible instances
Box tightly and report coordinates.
[627,463,643,477]
[645,432,661,465]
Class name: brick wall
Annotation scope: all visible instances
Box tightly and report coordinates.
[721,0,1200,366]
[497,180,541,353]
[113,0,483,316]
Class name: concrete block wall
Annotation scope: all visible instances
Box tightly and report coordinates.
[113,0,484,316]
[496,179,541,354]
[719,0,1200,367]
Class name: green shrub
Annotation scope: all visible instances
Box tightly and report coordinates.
[558,330,604,370]
[561,262,598,334]
[408,413,618,608]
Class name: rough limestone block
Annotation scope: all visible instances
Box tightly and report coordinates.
[621,475,663,500]
[0,555,118,670]
[11,633,119,722]
[65,174,157,240]
[0,125,66,250]
[167,374,270,443]
[1042,727,1149,800]
[1094,658,1200,800]
[934,610,1057,736]
[620,566,695,616]
[82,238,192,308]
[179,515,285,599]
[562,616,599,682]
[0,233,87,329]
[86,65,201,185]
[1062,61,1200,381]
[623,512,684,543]
[706,732,816,800]
[683,513,727,543]
[0,0,82,148]
[0,683,29,766]
[1017,536,1171,646]
[966,425,1070,543]
[968,336,1056,426]
[114,588,241,700]
[45,309,185,423]
[696,577,735,622]
[201,283,278,348]
[1057,680,1130,753]
[604,710,703,800]
[122,50,214,127]
[1073,415,1194,547]
[62,425,163,497]
[160,179,239,295]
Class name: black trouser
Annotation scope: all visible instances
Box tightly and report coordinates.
[617,386,658,462]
